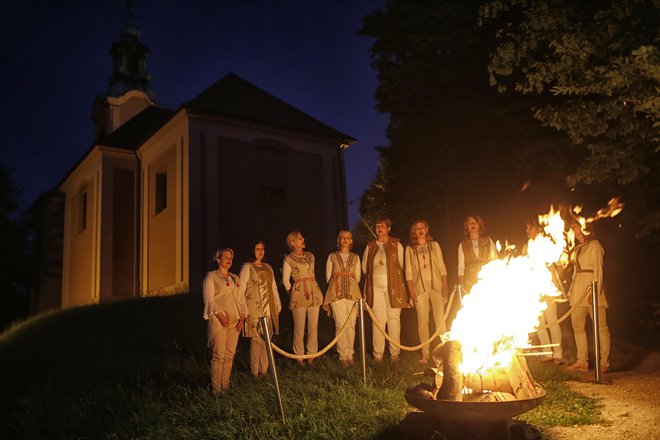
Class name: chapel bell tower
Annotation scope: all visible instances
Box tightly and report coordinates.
[91,0,156,141]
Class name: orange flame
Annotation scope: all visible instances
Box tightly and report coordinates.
[449,200,623,376]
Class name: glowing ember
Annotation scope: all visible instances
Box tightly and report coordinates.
[568,197,624,247]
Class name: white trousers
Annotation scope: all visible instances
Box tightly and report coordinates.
[414,289,446,357]
[330,298,358,361]
[537,301,563,360]
[208,319,240,393]
[371,276,401,359]
[250,336,269,376]
[571,306,611,368]
[292,306,320,356]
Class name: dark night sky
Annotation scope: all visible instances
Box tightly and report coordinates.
[1,0,387,227]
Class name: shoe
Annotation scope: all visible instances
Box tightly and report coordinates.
[307,357,314,366]
[374,355,383,363]
[553,358,564,366]
[347,358,355,366]
[600,366,610,373]
[340,359,350,367]
[297,360,305,367]
[539,355,553,362]
[566,361,589,372]
[419,355,429,365]
[391,355,400,363]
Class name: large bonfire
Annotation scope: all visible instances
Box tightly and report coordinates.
[438,199,623,398]
[449,207,566,376]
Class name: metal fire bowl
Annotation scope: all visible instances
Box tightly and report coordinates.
[405,388,546,423]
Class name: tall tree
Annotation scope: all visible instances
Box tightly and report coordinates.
[0,165,30,329]
[358,0,574,248]
[480,0,659,236]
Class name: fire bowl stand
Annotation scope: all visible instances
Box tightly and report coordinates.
[405,388,546,440]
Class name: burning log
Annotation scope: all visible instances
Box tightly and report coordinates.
[505,353,537,399]
[464,371,514,395]
[431,340,539,401]
[434,340,463,401]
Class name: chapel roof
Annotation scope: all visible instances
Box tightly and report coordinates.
[183,73,355,143]
[97,106,175,149]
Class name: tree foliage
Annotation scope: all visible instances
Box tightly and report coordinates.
[357,0,574,246]
[480,0,659,235]
[0,164,30,329]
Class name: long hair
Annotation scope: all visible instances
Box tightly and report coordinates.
[409,220,434,246]
[463,214,486,239]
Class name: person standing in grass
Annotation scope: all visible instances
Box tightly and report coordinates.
[405,220,449,365]
[323,230,362,366]
[203,248,247,394]
[282,231,323,366]
[362,217,409,362]
[239,241,282,379]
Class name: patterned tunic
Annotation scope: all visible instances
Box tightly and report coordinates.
[284,252,323,309]
[362,238,410,308]
[323,251,361,313]
[241,262,281,337]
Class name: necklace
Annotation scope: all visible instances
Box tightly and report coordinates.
[218,271,231,286]
[377,244,385,266]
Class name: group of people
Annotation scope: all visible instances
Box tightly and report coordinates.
[202,214,611,394]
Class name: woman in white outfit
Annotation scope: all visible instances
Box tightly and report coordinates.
[362,217,409,362]
[202,248,247,393]
[405,220,449,365]
[282,231,323,366]
[323,230,362,366]
[238,241,282,379]
[566,222,611,373]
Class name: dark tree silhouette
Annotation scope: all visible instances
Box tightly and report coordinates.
[0,164,30,330]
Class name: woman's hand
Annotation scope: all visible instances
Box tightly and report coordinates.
[216,310,229,327]
[235,314,246,332]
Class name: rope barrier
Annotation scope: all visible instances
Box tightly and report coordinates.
[270,300,360,360]
[267,283,585,359]
[536,287,591,330]
[363,288,457,352]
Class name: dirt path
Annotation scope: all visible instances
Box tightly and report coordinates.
[542,348,660,440]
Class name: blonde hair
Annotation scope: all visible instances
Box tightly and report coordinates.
[409,220,433,246]
[336,230,353,249]
[214,247,234,262]
[286,231,301,251]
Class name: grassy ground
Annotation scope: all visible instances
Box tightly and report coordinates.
[0,294,602,439]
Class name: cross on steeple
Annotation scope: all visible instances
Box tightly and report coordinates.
[91,1,156,141]
[106,0,155,99]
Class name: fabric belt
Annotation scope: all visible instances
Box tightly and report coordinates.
[294,276,315,296]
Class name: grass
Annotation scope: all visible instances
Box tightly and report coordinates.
[516,361,604,426]
[0,293,603,439]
